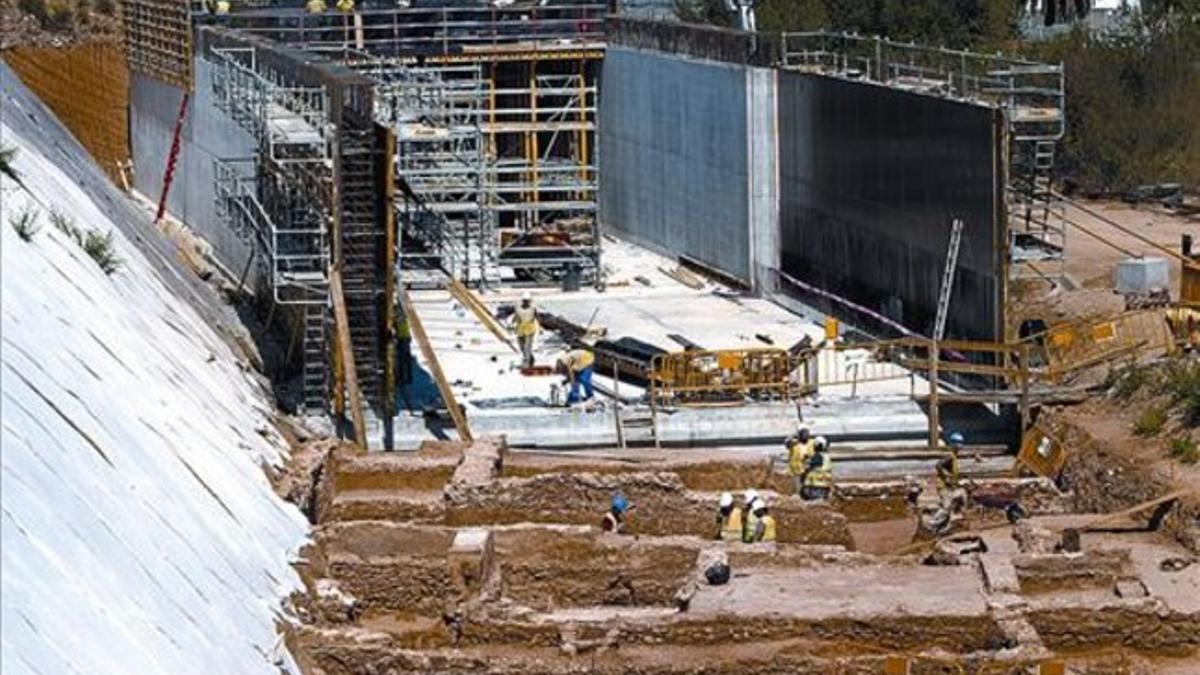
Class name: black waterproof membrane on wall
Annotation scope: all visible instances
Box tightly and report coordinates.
[778,72,1003,342]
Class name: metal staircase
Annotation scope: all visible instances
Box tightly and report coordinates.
[337,128,386,410]
[210,42,335,413]
[301,302,328,413]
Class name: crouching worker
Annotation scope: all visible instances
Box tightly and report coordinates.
[801,436,833,501]
[556,347,595,405]
[715,492,743,542]
[749,498,776,543]
[602,493,629,534]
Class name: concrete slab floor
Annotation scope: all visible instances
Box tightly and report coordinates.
[384,237,955,451]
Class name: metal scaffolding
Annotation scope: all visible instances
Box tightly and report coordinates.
[365,56,601,288]
[208,37,337,414]
[210,43,333,306]
[219,3,603,288]
[780,32,1068,283]
[369,61,497,286]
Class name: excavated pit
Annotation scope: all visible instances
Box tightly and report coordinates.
[285,440,1200,673]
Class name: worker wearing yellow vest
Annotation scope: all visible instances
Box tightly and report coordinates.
[784,424,815,496]
[740,489,760,542]
[801,436,833,501]
[749,498,776,542]
[715,492,742,542]
[393,308,412,388]
[556,348,595,405]
[511,292,540,368]
[335,0,354,12]
[936,432,964,505]
[305,0,327,13]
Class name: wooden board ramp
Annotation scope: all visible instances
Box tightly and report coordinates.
[1078,488,1195,532]
[447,279,518,354]
[330,269,368,451]
[400,287,474,442]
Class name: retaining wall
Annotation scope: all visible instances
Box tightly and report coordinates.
[130,55,260,288]
[600,21,1006,340]
[599,46,778,286]
[777,72,1004,340]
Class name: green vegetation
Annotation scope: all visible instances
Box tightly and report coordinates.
[1027,9,1200,192]
[1110,365,1151,401]
[50,210,83,241]
[51,211,124,275]
[0,145,19,185]
[1168,436,1199,464]
[1164,358,1200,426]
[83,229,123,275]
[9,206,42,242]
[18,0,77,31]
[1134,404,1168,436]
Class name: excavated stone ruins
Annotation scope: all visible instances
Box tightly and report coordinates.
[284,440,1200,673]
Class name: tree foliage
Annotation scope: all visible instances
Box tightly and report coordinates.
[1027,8,1200,191]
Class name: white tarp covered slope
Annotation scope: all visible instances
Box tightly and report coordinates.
[1,73,308,672]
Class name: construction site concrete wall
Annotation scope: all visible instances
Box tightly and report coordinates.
[777,73,1004,340]
[599,46,777,286]
[130,56,260,288]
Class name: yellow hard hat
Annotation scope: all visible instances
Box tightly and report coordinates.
[336,0,354,11]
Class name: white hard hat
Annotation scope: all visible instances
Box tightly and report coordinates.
[719,492,733,508]
[751,498,766,513]
[521,291,532,302]
[797,423,810,433]
[743,489,759,505]
[814,436,828,449]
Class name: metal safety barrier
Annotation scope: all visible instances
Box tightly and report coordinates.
[649,348,791,408]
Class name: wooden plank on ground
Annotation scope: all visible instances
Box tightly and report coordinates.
[401,288,474,442]
[448,279,518,353]
[329,268,368,451]
[1079,489,1195,532]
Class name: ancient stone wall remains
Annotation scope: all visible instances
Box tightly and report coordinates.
[444,471,854,547]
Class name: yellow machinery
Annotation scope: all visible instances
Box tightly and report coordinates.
[649,348,792,408]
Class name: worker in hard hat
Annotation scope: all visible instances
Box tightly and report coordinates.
[936,432,965,509]
[601,493,629,533]
[740,489,760,542]
[555,347,595,405]
[750,498,776,543]
[335,0,354,12]
[715,492,742,542]
[784,424,815,496]
[511,291,539,369]
[211,0,231,15]
[800,436,833,501]
[305,0,327,13]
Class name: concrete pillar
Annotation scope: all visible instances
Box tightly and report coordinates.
[746,66,779,295]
